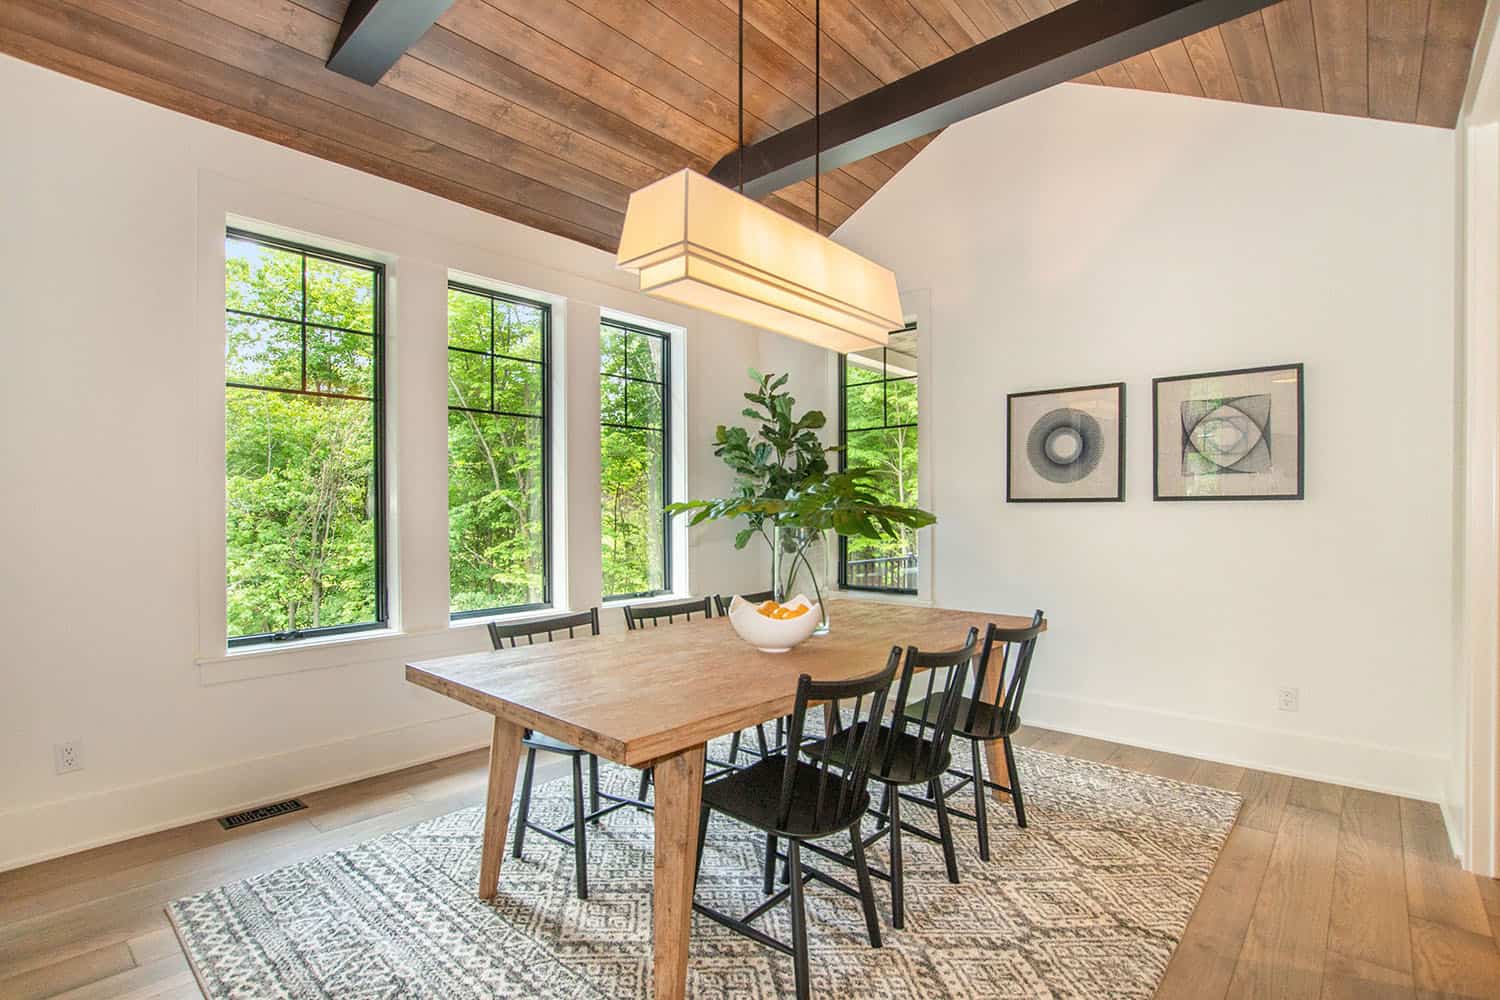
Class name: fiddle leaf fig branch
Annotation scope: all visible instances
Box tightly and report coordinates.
[667,370,936,595]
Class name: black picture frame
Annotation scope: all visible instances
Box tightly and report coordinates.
[1152,363,1305,502]
[1006,381,1126,503]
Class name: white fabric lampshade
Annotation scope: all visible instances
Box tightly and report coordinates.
[616,169,904,353]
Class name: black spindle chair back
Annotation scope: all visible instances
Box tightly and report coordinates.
[488,607,601,649]
[713,589,775,617]
[778,648,901,834]
[883,628,980,780]
[964,611,1045,736]
[622,596,713,630]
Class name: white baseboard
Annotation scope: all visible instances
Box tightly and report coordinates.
[0,711,499,873]
[1025,690,1448,804]
[1441,799,1468,868]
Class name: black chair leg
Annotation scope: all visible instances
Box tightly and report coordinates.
[588,754,601,821]
[755,724,769,758]
[1003,736,1027,828]
[787,841,811,1000]
[570,754,589,899]
[971,740,991,862]
[931,778,960,884]
[729,730,742,765]
[850,824,882,949]
[638,767,652,804]
[876,782,892,832]
[513,747,537,859]
[695,804,710,883]
[888,786,905,930]
[763,834,778,895]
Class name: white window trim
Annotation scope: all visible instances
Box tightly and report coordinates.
[195,175,413,678]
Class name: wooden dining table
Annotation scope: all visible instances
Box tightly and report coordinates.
[405,597,1041,1000]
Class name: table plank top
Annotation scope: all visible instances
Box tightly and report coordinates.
[406,598,1041,767]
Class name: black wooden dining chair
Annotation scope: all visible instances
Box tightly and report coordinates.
[621,595,713,630]
[714,589,780,765]
[622,596,720,798]
[491,608,642,900]
[797,628,978,929]
[902,611,1044,861]
[692,651,900,1000]
[712,589,774,617]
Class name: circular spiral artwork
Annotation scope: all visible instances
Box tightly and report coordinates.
[1026,407,1103,484]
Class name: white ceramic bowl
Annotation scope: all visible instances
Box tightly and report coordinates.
[727,594,820,653]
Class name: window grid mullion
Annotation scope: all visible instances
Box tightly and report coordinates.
[299,253,308,393]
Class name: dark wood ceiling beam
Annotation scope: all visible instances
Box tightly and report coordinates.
[709,0,1277,198]
[0,0,620,250]
[326,0,453,85]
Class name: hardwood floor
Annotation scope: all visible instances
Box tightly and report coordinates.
[2,727,1497,999]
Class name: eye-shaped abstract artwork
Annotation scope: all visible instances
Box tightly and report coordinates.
[1154,365,1303,500]
[1007,382,1125,502]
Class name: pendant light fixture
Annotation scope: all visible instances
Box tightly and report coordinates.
[615,0,903,354]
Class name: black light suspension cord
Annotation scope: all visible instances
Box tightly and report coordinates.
[737,0,744,195]
[814,0,821,233]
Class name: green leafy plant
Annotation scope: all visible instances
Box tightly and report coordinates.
[667,369,935,609]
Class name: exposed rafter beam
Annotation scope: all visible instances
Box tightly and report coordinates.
[326,0,455,85]
[709,0,1275,198]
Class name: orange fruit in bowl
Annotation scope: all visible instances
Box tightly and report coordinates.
[755,600,811,620]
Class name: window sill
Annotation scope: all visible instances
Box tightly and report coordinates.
[834,588,933,608]
[600,592,692,610]
[447,606,568,630]
[197,624,488,686]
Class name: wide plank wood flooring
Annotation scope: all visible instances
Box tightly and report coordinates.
[2,727,1497,999]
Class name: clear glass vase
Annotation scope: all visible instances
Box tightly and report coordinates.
[772,524,829,636]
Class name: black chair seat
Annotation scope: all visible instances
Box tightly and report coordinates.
[702,754,871,839]
[904,695,1020,741]
[523,732,587,756]
[802,722,952,786]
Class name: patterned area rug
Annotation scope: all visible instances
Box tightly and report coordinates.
[169,743,1240,998]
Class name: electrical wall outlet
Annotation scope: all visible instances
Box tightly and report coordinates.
[1276,687,1300,713]
[54,740,83,774]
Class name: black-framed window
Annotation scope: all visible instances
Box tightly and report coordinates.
[447,284,551,618]
[839,324,919,595]
[600,320,671,599]
[224,229,386,646]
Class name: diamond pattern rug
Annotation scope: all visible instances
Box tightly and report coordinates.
[168,742,1239,998]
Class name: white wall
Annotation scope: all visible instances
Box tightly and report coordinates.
[836,83,1459,802]
[1455,5,1500,875]
[0,55,771,871]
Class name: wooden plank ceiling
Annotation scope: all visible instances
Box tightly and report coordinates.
[0,1,1486,253]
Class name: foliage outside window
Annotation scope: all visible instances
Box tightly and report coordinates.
[600,321,671,599]
[840,326,919,594]
[447,285,550,617]
[224,230,385,646]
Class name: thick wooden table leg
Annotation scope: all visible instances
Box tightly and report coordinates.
[478,716,524,900]
[652,743,706,1000]
[979,643,1012,804]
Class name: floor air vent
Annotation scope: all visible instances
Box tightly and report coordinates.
[219,798,307,830]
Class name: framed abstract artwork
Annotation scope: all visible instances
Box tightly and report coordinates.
[1007,382,1125,502]
[1153,363,1304,501]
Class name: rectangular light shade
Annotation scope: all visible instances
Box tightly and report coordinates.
[616,170,903,354]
